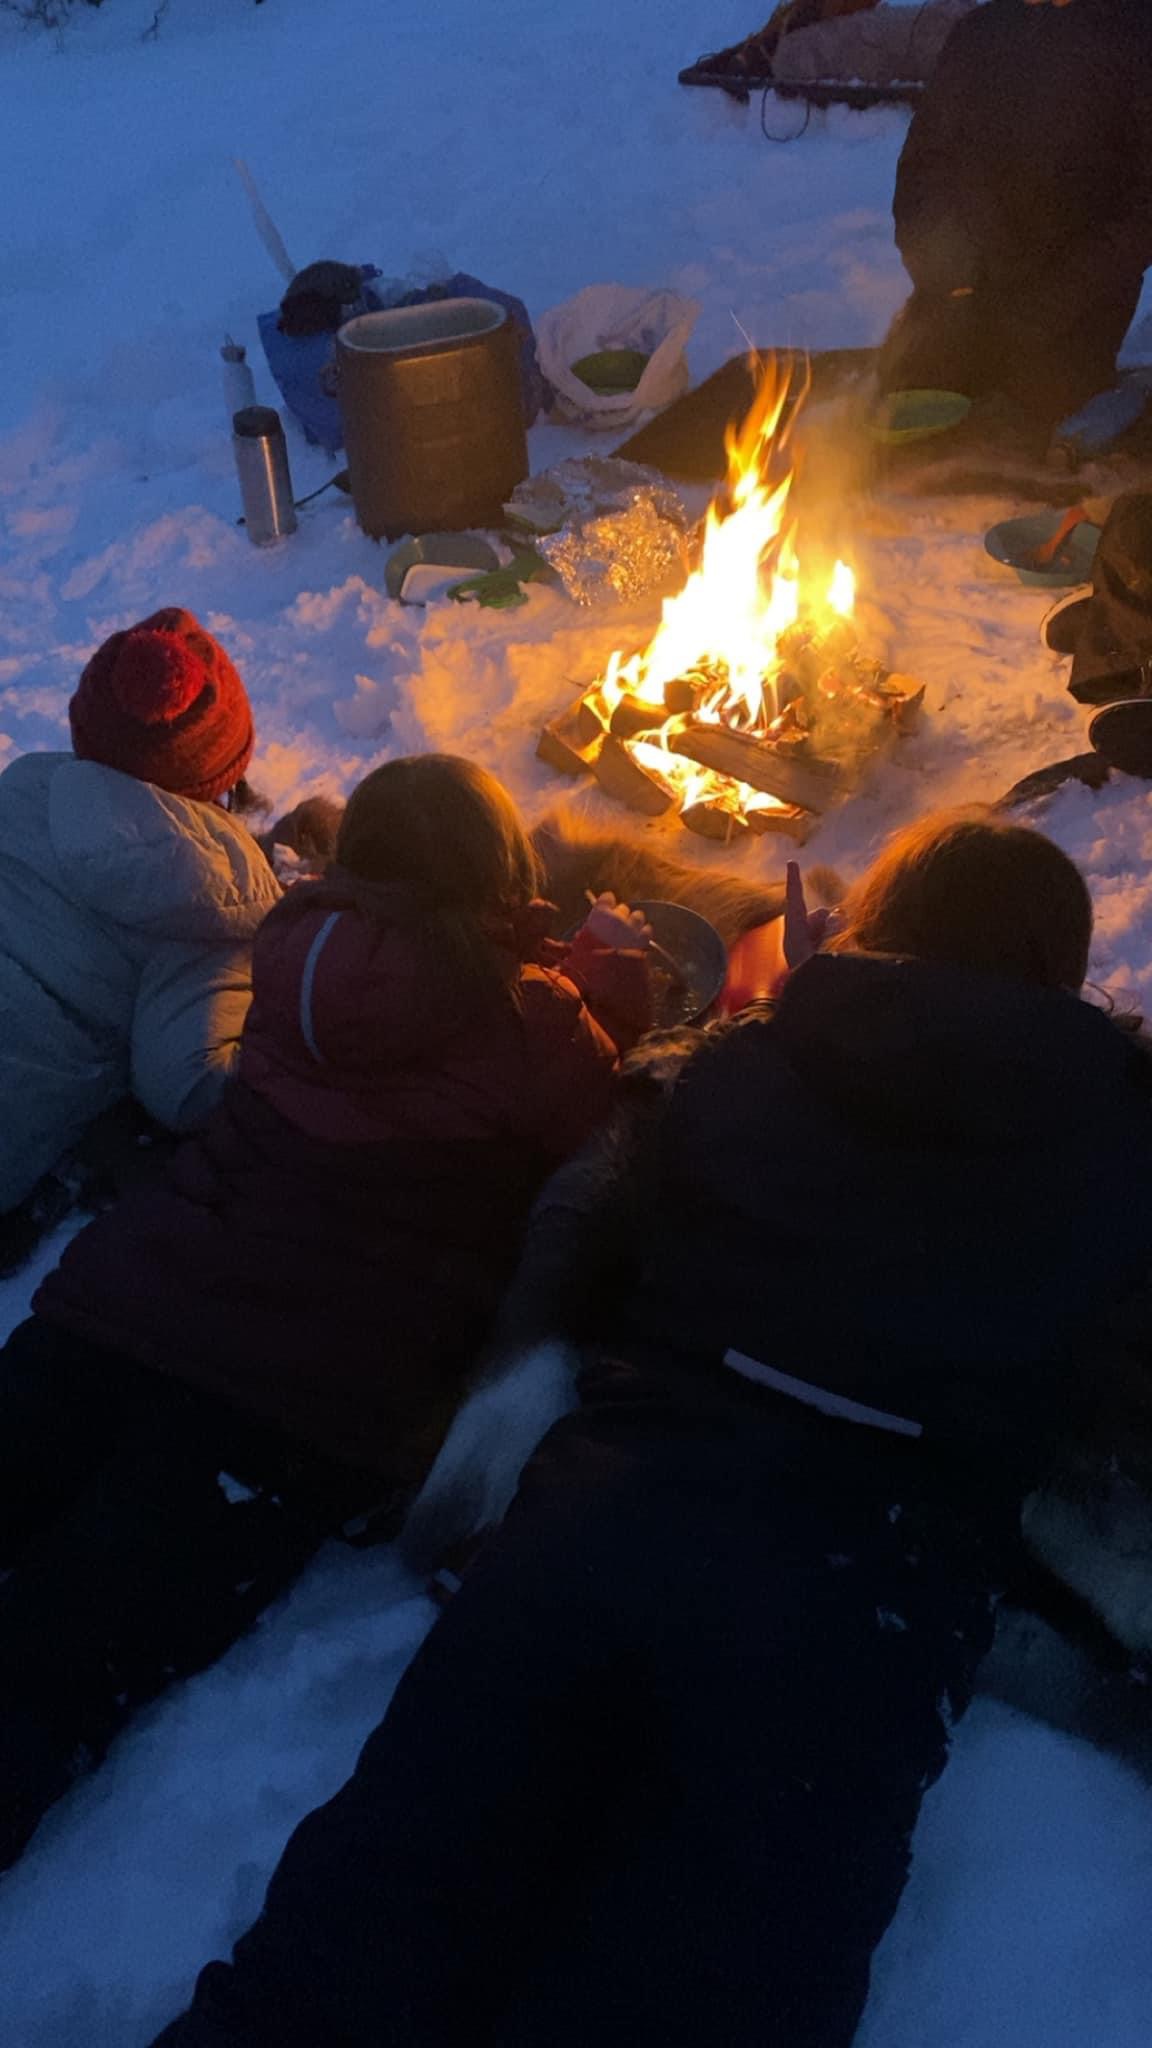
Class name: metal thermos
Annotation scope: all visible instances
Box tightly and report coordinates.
[232,405,297,546]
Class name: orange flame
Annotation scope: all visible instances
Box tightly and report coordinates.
[597,355,855,819]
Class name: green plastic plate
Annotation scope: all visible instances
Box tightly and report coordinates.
[870,389,972,445]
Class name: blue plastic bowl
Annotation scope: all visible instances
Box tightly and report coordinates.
[984,512,1100,589]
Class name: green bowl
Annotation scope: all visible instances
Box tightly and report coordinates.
[870,389,972,445]
[570,347,651,395]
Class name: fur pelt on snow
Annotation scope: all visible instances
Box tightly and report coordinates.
[532,805,840,943]
[400,1339,581,1571]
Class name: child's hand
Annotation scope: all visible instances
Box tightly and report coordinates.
[782,862,836,972]
[566,894,655,1049]
[583,892,654,953]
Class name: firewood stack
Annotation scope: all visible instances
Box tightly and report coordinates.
[537,617,925,846]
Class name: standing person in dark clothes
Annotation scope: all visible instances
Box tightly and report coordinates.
[0,754,651,1874]
[880,0,1152,434]
[154,813,1152,2048]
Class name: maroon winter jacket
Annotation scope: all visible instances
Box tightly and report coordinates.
[36,875,643,1485]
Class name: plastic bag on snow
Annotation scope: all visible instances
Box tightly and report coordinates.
[536,285,699,430]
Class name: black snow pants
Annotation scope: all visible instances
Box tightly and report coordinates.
[152,1365,1008,2048]
[0,1316,376,1872]
[878,269,1145,433]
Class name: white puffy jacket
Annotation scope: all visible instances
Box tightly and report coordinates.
[0,752,281,1212]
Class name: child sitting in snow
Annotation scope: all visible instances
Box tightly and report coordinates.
[0,607,283,1266]
[0,752,651,1873]
[153,811,1152,2048]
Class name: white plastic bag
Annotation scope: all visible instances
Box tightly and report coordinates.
[536,284,700,430]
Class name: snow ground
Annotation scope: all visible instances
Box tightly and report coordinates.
[1,0,1152,2040]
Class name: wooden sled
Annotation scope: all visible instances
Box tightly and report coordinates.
[678,68,922,111]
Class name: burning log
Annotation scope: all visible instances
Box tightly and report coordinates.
[573,691,609,746]
[593,735,677,817]
[743,801,814,844]
[663,669,719,719]
[681,800,749,844]
[777,618,857,691]
[537,711,602,779]
[536,686,611,777]
[668,722,842,815]
[872,674,925,734]
[608,695,667,741]
[604,669,713,736]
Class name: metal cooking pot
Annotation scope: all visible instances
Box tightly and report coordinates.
[337,299,529,541]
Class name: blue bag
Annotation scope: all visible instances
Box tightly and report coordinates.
[257,265,380,454]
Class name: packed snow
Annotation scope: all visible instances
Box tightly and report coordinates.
[2,0,1152,2040]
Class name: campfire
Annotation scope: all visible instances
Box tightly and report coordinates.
[538,358,924,844]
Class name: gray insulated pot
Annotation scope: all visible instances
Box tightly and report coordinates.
[337,299,530,541]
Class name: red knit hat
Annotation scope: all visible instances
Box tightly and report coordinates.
[69,607,255,804]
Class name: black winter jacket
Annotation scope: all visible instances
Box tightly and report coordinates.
[629,953,1152,1488]
[894,0,1152,311]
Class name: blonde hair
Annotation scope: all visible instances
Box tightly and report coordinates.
[834,809,1092,992]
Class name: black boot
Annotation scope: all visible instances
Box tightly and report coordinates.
[1088,700,1152,777]
[1046,495,1152,703]
[1041,586,1094,658]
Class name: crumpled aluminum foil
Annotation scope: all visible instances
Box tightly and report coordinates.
[506,456,686,535]
[538,496,689,607]
[506,457,688,607]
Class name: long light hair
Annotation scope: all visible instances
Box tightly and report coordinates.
[834,809,1092,992]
